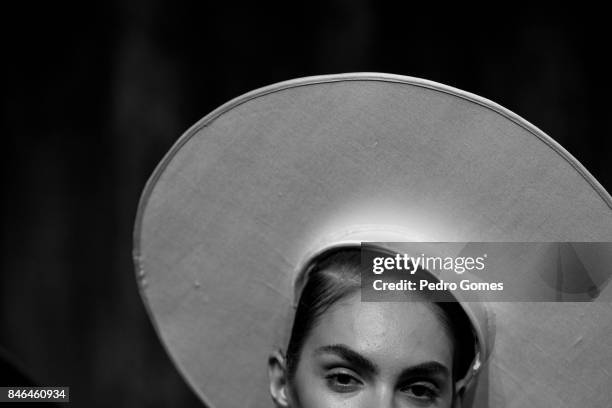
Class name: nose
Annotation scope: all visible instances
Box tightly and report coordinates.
[362,385,395,408]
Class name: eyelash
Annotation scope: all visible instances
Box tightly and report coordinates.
[401,382,440,403]
[324,370,440,403]
[324,371,363,392]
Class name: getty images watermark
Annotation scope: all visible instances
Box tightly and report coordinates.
[360,242,612,302]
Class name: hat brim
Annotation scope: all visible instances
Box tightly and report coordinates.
[134,73,612,408]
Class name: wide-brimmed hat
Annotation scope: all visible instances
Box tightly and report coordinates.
[134,73,612,408]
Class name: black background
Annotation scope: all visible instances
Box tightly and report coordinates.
[2,3,610,407]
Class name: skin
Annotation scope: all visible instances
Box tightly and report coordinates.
[269,292,456,408]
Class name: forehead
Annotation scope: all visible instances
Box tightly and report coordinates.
[304,293,454,370]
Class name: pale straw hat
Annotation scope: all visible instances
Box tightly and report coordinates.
[134,73,612,408]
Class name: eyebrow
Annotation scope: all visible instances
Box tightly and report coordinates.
[397,361,450,382]
[313,344,450,379]
[314,344,379,375]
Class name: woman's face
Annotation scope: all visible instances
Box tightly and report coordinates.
[286,292,455,408]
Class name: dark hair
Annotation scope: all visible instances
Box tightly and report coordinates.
[285,247,476,382]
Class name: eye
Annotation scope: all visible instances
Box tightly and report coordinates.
[325,371,363,393]
[401,382,439,404]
